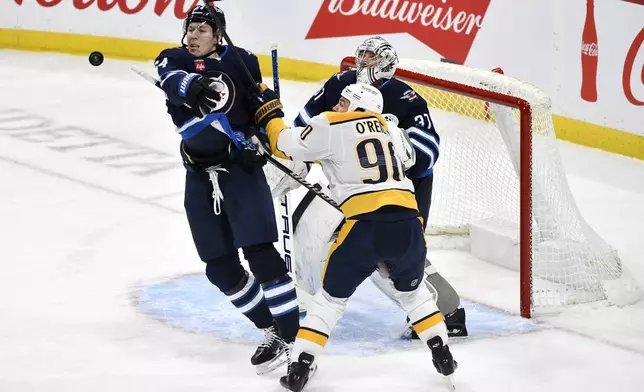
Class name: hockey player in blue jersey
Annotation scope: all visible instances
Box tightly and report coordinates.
[274,36,467,338]
[153,4,298,374]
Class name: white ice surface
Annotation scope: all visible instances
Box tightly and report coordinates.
[0,50,642,391]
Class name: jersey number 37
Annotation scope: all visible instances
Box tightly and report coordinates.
[356,138,403,184]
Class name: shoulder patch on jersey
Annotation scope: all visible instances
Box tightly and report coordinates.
[333,69,357,83]
[400,89,418,102]
[335,70,348,80]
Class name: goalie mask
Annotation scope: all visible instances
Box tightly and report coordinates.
[355,36,399,85]
[182,5,226,47]
[340,83,384,114]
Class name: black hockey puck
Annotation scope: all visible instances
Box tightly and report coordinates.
[89,51,104,66]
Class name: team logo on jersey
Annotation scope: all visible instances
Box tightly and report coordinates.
[401,89,418,102]
[198,71,236,115]
[306,0,492,64]
[194,59,206,73]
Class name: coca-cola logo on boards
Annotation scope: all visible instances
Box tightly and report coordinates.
[582,42,598,56]
[623,28,643,106]
[306,0,492,64]
[12,0,201,18]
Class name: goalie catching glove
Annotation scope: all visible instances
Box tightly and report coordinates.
[246,83,285,128]
[383,113,416,172]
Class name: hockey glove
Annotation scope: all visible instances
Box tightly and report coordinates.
[225,126,268,170]
[235,125,271,155]
[246,83,284,128]
[242,146,267,169]
[185,76,222,116]
[228,144,267,170]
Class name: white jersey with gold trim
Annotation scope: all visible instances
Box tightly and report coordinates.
[265,111,417,218]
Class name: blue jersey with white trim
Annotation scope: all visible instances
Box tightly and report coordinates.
[294,70,440,179]
[154,46,261,158]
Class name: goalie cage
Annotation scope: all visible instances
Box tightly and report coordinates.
[333,57,639,318]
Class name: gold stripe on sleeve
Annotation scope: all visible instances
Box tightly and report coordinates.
[265,117,290,160]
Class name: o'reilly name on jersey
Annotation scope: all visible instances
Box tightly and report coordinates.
[356,118,389,135]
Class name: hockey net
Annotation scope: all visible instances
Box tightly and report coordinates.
[339,57,641,318]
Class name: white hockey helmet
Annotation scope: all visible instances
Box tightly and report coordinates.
[340,83,384,114]
[355,36,399,85]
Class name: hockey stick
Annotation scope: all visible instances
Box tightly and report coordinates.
[130,66,341,212]
[271,43,293,275]
[202,0,262,94]
[131,66,161,87]
[271,43,281,98]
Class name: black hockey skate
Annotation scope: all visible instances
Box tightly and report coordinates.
[279,352,318,392]
[428,336,457,376]
[251,323,289,375]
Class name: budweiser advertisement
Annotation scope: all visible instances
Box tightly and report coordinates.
[2,0,643,134]
[306,0,492,64]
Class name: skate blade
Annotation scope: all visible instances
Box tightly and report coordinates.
[255,354,288,375]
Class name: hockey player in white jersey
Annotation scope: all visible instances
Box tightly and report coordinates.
[267,36,466,339]
[246,83,457,392]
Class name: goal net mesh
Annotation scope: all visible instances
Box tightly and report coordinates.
[393,58,641,313]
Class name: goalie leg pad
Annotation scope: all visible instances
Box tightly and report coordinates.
[291,185,344,298]
[424,260,461,316]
